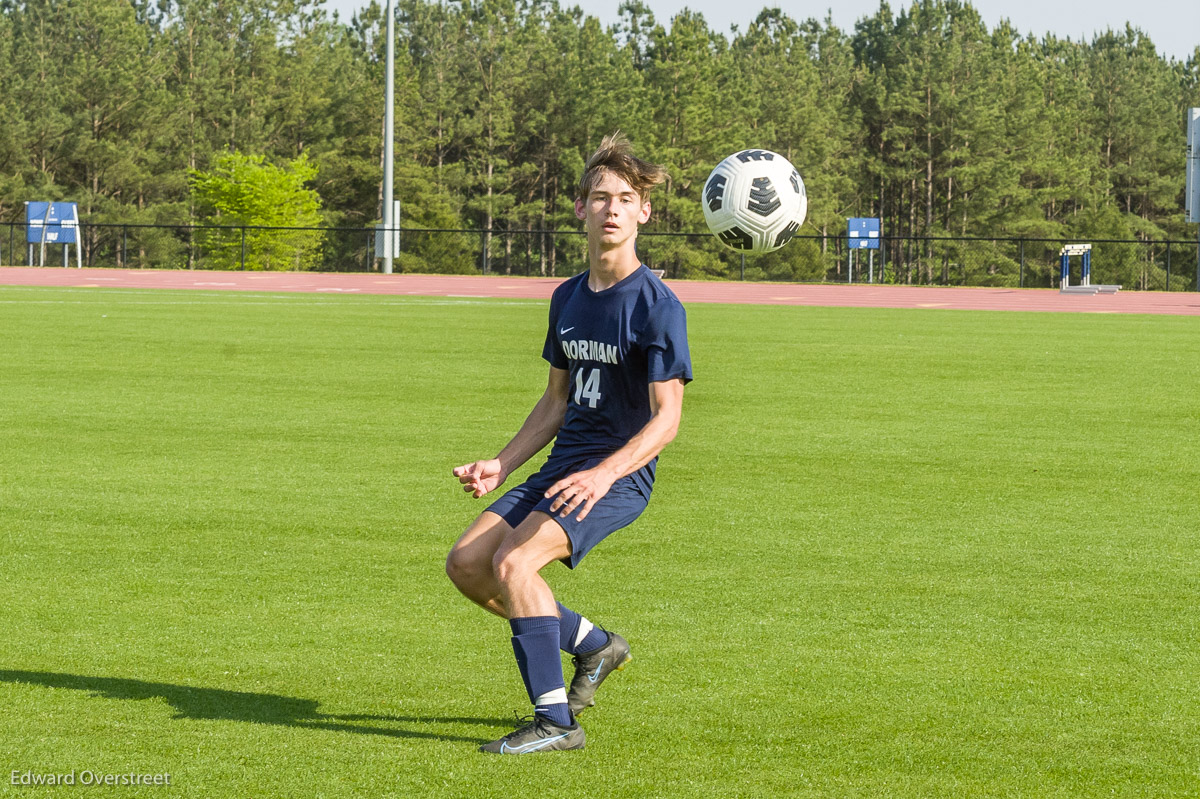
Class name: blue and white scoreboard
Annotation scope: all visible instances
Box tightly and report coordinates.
[25,201,82,267]
[847,217,880,249]
[26,202,79,244]
[846,217,882,282]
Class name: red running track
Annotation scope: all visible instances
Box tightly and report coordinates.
[3,266,1200,315]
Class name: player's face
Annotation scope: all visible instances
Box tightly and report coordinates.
[575,171,652,250]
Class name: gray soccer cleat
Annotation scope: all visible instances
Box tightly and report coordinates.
[479,715,585,755]
[566,631,631,715]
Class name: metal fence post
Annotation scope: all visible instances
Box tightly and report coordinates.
[1019,239,1025,288]
[1166,241,1171,291]
[241,226,247,270]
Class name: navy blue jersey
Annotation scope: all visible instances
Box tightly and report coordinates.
[538,265,692,496]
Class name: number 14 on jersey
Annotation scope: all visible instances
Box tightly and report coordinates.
[574,368,601,408]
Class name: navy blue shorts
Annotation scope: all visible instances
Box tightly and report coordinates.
[486,460,649,569]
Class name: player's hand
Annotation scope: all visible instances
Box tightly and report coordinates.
[452,459,505,498]
[545,466,617,522]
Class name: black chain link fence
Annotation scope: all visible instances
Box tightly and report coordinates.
[3,221,1198,291]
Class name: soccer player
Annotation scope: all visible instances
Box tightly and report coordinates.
[447,133,692,754]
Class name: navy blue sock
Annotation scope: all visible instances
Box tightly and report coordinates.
[556,602,609,655]
[509,616,572,727]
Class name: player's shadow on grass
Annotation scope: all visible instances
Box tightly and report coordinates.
[0,670,509,745]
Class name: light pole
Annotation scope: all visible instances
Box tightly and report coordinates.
[1187,109,1199,290]
[382,0,395,274]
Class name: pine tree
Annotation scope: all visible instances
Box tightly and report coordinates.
[637,9,733,277]
[0,4,28,225]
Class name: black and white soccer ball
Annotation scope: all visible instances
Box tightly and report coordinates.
[702,150,808,253]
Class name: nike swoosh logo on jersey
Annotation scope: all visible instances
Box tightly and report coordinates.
[560,326,574,335]
[499,732,571,754]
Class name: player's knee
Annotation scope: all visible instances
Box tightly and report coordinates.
[445,548,484,592]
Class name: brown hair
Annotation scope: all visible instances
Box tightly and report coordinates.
[577,132,668,203]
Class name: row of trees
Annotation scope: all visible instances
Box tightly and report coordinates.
[0,0,1198,277]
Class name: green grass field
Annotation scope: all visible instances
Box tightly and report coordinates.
[1,284,1198,798]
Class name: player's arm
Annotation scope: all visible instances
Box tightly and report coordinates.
[452,366,569,498]
[544,377,686,520]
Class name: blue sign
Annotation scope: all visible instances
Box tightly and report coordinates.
[847,217,881,249]
[26,202,79,244]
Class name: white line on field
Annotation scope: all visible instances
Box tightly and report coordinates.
[0,286,542,305]
[0,296,541,307]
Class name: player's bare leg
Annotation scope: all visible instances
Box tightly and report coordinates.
[492,512,572,619]
[445,511,511,618]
